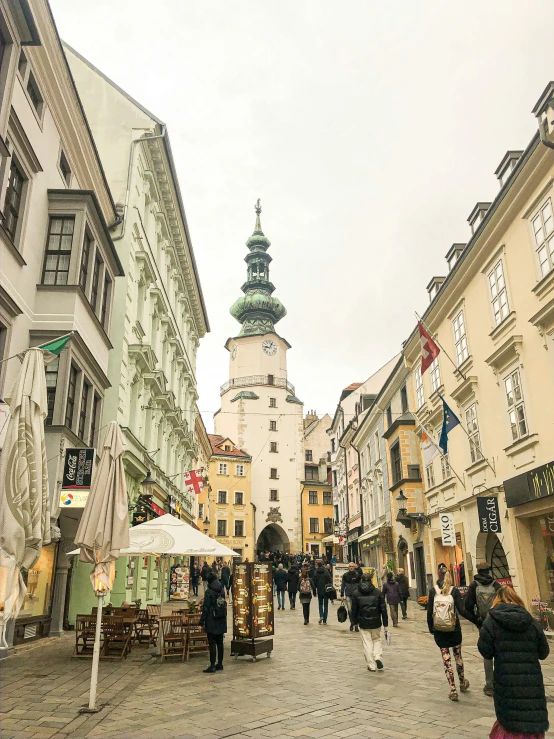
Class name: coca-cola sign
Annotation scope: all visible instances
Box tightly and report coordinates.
[62,448,94,490]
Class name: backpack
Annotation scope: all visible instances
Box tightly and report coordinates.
[476,582,496,621]
[212,593,227,620]
[432,585,456,632]
[299,578,311,594]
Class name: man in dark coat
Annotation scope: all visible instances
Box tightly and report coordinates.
[220,561,232,595]
[200,577,227,673]
[190,564,200,597]
[311,560,332,624]
[395,568,410,620]
[478,599,549,735]
[351,572,388,671]
[287,565,300,610]
[464,561,501,695]
[340,562,361,632]
[273,563,288,610]
[201,562,211,595]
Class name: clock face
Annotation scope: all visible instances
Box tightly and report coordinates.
[262,339,277,356]
[230,344,237,361]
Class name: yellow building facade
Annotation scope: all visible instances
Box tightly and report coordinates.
[301,481,335,558]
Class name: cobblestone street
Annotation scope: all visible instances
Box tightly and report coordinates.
[2,603,553,739]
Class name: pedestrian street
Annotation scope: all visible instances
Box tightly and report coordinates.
[2,603,553,739]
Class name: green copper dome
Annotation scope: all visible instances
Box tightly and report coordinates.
[230,200,287,337]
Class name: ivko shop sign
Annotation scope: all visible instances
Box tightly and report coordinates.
[504,460,554,509]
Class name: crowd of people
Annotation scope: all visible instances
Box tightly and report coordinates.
[193,553,549,739]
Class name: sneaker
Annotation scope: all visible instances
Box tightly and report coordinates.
[483,686,494,697]
[350,625,354,632]
[449,691,459,702]
[304,620,308,625]
[460,679,470,693]
[376,660,384,670]
[318,618,323,624]
[215,664,223,671]
[203,665,216,674]
[368,666,376,672]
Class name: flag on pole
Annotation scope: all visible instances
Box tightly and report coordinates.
[418,321,440,374]
[184,469,204,495]
[439,395,461,454]
[38,335,72,363]
[420,425,441,467]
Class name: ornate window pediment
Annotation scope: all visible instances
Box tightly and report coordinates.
[485,335,524,381]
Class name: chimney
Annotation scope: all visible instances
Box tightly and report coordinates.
[494,151,523,188]
[468,202,492,235]
[445,244,466,272]
[318,457,327,483]
[426,276,446,302]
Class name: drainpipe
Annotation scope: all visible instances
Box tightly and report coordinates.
[339,440,349,559]
[538,115,554,150]
[350,438,364,534]
[113,124,167,241]
[251,502,257,560]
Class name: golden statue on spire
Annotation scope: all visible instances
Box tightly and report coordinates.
[255,198,261,215]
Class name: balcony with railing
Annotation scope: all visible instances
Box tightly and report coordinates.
[220,374,295,395]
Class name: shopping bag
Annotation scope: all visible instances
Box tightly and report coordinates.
[385,629,391,646]
[337,604,348,623]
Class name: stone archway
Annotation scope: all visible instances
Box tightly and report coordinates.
[475,531,511,579]
[257,524,290,555]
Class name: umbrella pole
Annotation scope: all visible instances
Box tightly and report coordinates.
[88,593,104,711]
[156,555,168,656]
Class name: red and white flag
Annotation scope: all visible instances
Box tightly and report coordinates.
[184,469,204,495]
[418,321,440,374]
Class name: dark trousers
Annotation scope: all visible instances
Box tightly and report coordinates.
[400,597,408,618]
[389,603,399,626]
[207,633,224,666]
[221,580,230,595]
[302,602,310,623]
[318,594,329,622]
[288,591,297,608]
[191,580,199,596]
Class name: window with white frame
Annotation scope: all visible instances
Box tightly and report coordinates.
[425,463,435,489]
[235,463,245,476]
[378,481,385,516]
[430,357,441,392]
[374,431,380,461]
[452,310,469,364]
[368,488,375,522]
[217,520,227,537]
[465,403,483,463]
[218,462,228,475]
[488,260,510,325]
[270,489,279,501]
[234,491,244,505]
[198,503,204,519]
[504,369,528,441]
[415,367,424,408]
[217,490,227,504]
[309,518,319,534]
[532,199,554,277]
[441,454,451,481]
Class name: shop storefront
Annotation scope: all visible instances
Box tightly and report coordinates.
[13,542,58,644]
[347,527,361,562]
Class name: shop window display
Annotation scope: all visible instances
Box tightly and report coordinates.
[529,513,554,633]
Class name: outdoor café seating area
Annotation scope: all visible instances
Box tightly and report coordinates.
[73,603,209,663]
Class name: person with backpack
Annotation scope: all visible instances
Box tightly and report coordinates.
[287,565,300,610]
[274,563,288,610]
[382,571,402,627]
[427,571,471,701]
[395,568,410,620]
[464,561,501,696]
[340,562,361,632]
[478,585,549,738]
[351,571,388,671]
[200,574,227,673]
[311,559,333,624]
[298,569,312,624]
[220,561,231,596]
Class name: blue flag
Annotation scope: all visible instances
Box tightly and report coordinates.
[439,395,460,454]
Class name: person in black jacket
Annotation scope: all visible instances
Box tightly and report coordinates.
[190,564,200,597]
[465,561,501,696]
[273,563,288,610]
[395,568,410,620]
[220,561,231,595]
[340,563,361,632]
[427,572,471,701]
[201,562,211,595]
[311,560,332,624]
[478,586,549,737]
[287,566,300,610]
[200,578,227,673]
[351,572,388,671]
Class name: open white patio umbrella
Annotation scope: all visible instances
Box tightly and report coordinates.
[74,421,129,711]
[0,348,51,648]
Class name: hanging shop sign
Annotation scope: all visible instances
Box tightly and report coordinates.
[61,448,94,490]
[504,460,554,508]
[150,501,165,517]
[439,512,456,546]
[477,496,502,534]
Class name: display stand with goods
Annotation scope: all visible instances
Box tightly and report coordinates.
[230,562,274,661]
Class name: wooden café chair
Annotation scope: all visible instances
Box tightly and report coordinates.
[185,613,209,661]
[159,615,187,663]
[73,615,98,658]
[101,616,131,660]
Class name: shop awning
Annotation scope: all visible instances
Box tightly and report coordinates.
[321,535,339,544]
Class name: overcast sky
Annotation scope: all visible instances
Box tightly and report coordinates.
[51,0,554,430]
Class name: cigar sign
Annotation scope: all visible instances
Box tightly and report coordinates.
[477,496,502,534]
[60,448,94,507]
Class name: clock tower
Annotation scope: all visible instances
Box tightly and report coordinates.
[215,201,304,555]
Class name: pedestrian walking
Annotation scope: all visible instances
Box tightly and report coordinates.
[274,563,288,610]
[478,585,549,738]
[311,559,332,624]
[220,561,231,596]
[351,571,388,671]
[211,559,220,578]
[465,561,501,696]
[395,568,410,620]
[287,565,300,610]
[200,575,227,673]
[427,571,471,701]
[299,569,312,625]
[190,563,200,597]
[340,561,361,632]
[201,561,211,595]
[382,571,401,627]
[356,558,364,577]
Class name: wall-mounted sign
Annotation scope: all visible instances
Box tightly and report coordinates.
[477,497,501,534]
[62,448,94,490]
[440,512,455,546]
[150,502,165,517]
[59,490,89,508]
[504,460,554,508]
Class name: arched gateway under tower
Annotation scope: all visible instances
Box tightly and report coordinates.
[257,524,290,554]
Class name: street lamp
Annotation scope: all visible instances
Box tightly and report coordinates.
[203,516,210,535]
[141,470,156,490]
[395,489,430,527]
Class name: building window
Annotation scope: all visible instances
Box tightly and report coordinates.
[425,463,435,488]
[331,438,336,453]
[42,217,75,285]
[270,489,279,501]
[100,275,111,330]
[324,518,333,534]
[332,470,338,487]
[79,231,92,293]
[234,520,244,537]
[400,385,408,413]
[309,518,319,534]
[26,71,43,116]
[305,449,313,461]
[304,466,318,481]
[234,491,244,505]
[391,442,402,485]
[59,150,71,186]
[269,420,277,431]
[235,464,245,476]
[224,445,231,451]
[504,369,528,441]
[488,260,509,325]
[270,468,278,479]
[414,367,424,408]
[465,403,483,463]
[217,490,227,504]
[309,490,318,505]
[45,357,59,426]
[198,503,204,520]
[270,441,278,453]
[386,405,392,426]
[218,463,228,475]
[441,454,451,481]
[374,431,380,461]
[269,397,276,408]
[323,491,332,505]
[4,159,26,242]
[89,393,100,447]
[453,310,469,365]
[78,381,90,440]
[429,358,441,393]
[65,364,78,429]
[532,199,554,277]
[268,374,274,385]
[90,253,103,312]
[217,520,227,537]
[17,49,27,77]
